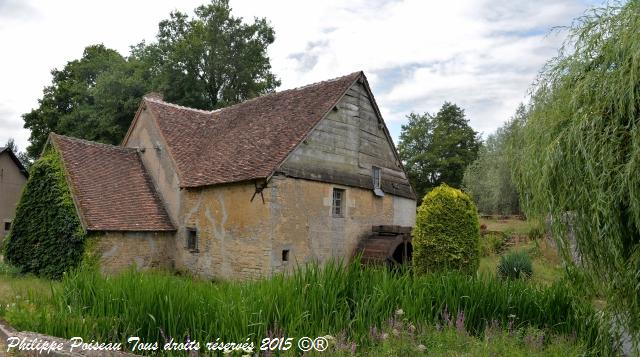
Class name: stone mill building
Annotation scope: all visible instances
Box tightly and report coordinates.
[38,71,416,279]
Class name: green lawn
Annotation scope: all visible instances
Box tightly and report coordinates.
[479,217,536,236]
[0,265,56,312]
[478,218,564,287]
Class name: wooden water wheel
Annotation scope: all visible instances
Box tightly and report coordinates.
[355,225,413,266]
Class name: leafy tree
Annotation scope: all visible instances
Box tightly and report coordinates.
[3,138,32,170]
[22,45,135,159]
[398,102,480,201]
[462,104,526,215]
[514,1,640,345]
[23,0,280,159]
[3,138,18,153]
[135,0,280,110]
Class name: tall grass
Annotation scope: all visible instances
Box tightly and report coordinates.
[5,261,611,354]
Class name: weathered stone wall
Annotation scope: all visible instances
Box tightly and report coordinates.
[172,175,415,280]
[268,175,414,274]
[173,183,273,280]
[123,107,181,225]
[94,231,174,274]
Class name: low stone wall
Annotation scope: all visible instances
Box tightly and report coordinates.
[92,231,174,274]
[0,319,136,357]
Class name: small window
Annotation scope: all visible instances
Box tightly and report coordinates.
[332,188,345,217]
[372,166,381,189]
[4,221,10,232]
[187,229,198,252]
[282,249,290,262]
[372,167,384,197]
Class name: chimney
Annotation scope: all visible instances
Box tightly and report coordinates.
[144,92,164,101]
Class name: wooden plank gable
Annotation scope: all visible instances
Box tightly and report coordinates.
[278,80,415,200]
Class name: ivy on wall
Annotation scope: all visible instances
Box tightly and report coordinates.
[4,148,86,279]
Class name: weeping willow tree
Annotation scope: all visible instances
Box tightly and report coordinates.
[514,1,640,347]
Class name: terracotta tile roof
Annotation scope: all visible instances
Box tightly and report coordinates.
[144,71,362,187]
[51,134,175,231]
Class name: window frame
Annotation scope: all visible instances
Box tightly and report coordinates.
[187,228,199,252]
[3,221,11,232]
[372,166,385,197]
[372,166,381,189]
[332,188,345,217]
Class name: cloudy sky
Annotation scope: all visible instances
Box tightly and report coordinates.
[0,0,601,152]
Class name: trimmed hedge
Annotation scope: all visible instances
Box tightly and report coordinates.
[413,184,480,275]
[4,149,86,279]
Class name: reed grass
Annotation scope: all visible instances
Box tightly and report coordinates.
[4,260,610,354]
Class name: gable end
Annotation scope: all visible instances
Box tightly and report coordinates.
[277,79,416,200]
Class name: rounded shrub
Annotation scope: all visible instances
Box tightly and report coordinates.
[413,184,481,275]
[497,250,533,280]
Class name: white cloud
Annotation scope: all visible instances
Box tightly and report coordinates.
[0,0,601,150]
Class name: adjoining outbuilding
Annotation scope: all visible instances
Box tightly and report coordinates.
[0,147,28,240]
[7,71,416,279]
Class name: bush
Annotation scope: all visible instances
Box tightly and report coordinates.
[480,232,508,256]
[4,149,86,279]
[498,250,533,280]
[413,184,481,275]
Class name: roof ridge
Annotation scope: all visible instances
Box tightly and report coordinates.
[283,71,362,92]
[140,70,365,188]
[217,71,362,111]
[145,71,363,117]
[144,97,215,115]
[51,133,136,152]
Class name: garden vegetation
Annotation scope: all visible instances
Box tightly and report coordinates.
[1,261,611,355]
[497,250,533,280]
[413,184,480,275]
